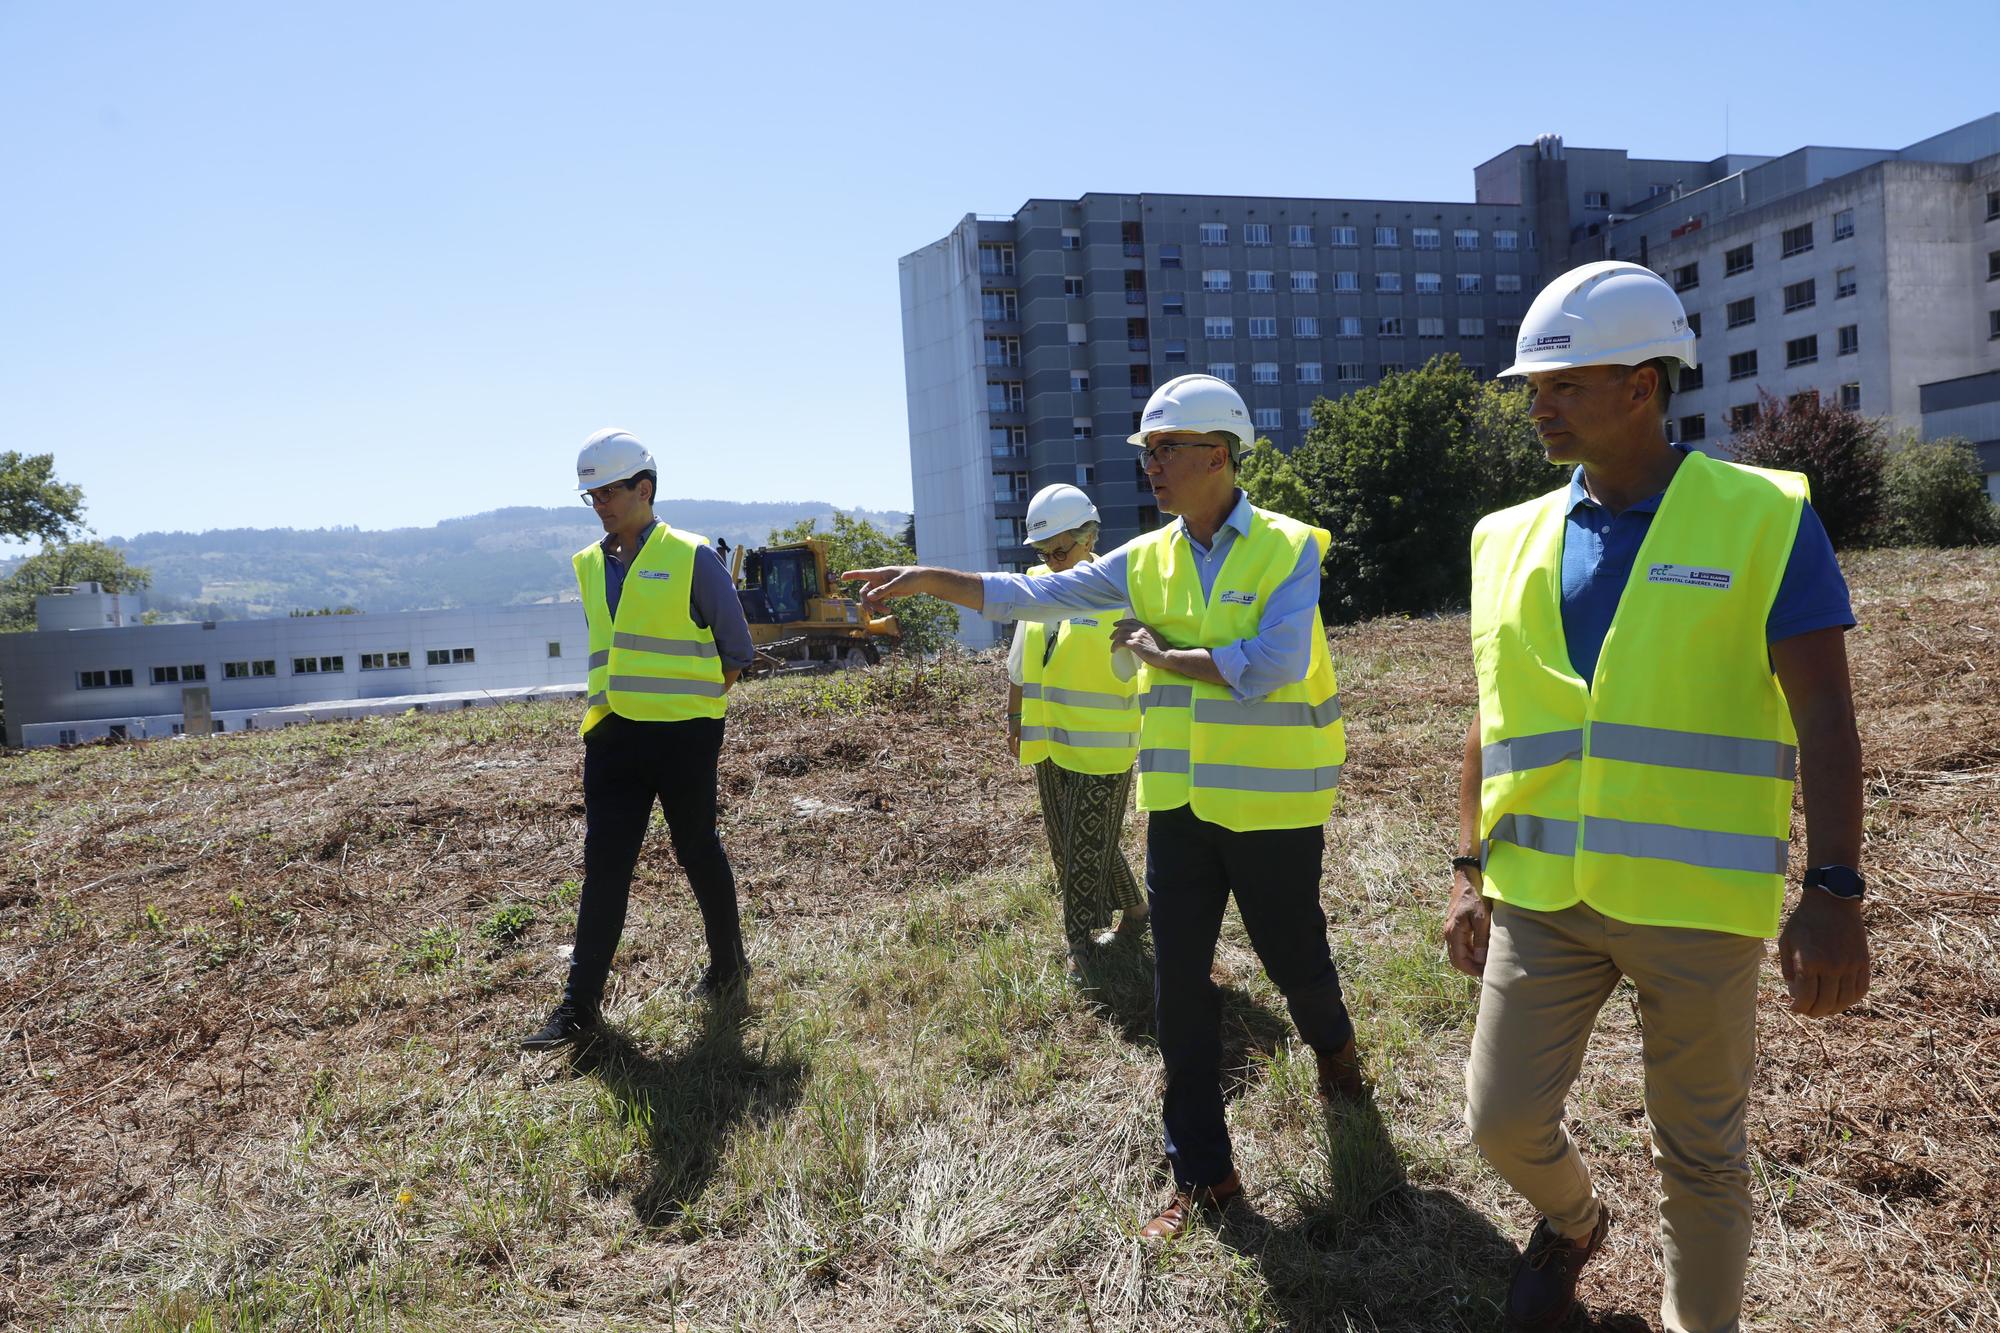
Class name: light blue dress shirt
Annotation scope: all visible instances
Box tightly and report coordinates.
[979,490,1322,703]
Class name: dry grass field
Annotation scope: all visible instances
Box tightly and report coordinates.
[2,547,1994,1331]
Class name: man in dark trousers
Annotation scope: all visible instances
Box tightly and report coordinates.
[520,428,757,1049]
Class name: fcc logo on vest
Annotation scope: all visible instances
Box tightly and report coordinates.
[1646,564,1733,590]
[1219,590,1257,606]
[637,570,673,582]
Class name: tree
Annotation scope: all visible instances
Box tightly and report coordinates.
[0,540,152,631]
[1288,355,1556,623]
[1725,392,1887,549]
[1237,437,1315,520]
[767,511,959,654]
[1879,435,2000,547]
[0,452,86,545]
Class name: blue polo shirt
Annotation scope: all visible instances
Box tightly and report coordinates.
[1562,451,1855,686]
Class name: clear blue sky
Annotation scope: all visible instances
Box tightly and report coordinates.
[2,0,1993,545]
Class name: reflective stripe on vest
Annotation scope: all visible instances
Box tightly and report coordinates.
[1470,452,1807,938]
[1014,561,1140,774]
[1125,505,1344,832]
[573,526,726,735]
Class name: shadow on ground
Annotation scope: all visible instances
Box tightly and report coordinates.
[569,997,809,1226]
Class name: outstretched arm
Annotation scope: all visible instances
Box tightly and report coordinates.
[841,566,985,615]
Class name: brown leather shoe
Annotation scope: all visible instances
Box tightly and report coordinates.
[1505,1203,1612,1329]
[1139,1169,1242,1241]
[1315,1037,1367,1102]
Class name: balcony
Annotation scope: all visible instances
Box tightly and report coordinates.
[1124,243,1144,258]
[1128,337,1149,352]
[1125,291,1146,305]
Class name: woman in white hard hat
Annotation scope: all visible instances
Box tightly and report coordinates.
[1007,483,1147,971]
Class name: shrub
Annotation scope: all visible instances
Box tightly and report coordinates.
[1879,435,2000,547]
[770,511,959,654]
[1726,392,1887,548]
[1238,437,1315,521]
[1289,356,1555,623]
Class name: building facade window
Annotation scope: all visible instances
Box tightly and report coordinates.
[1253,407,1282,430]
[1293,316,1319,338]
[1415,272,1442,294]
[1418,317,1445,339]
[1288,224,1315,247]
[1838,324,1859,355]
[151,664,207,684]
[1059,229,1080,251]
[1203,316,1233,339]
[58,729,78,745]
[1724,243,1754,276]
[222,660,277,679]
[1247,317,1277,339]
[1680,413,1706,442]
[1164,338,1188,363]
[1161,293,1184,314]
[1329,226,1358,247]
[1496,273,1522,293]
[981,289,1018,320]
[1835,266,1857,299]
[1781,223,1814,257]
[1494,229,1520,251]
[1783,279,1816,312]
[1243,223,1271,246]
[1297,407,1315,430]
[1378,317,1404,337]
[78,668,135,689]
[1202,269,1231,292]
[978,243,1015,274]
[1681,363,1704,391]
[1332,270,1359,291]
[427,647,475,665]
[1989,251,2000,281]
[1206,362,1236,383]
[1069,370,1089,393]
[1412,227,1440,250]
[1336,362,1365,381]
[1247,270,1274,292]
[1336,316,1362,337]
[1290,270,1318,293]
[1991,309,2000,340]
[292,656,345,674]
[1583,191,1610,209]
[1374,226,1399,247]
[1833,209,1855,241]
[1376,272,1402,293]
[1158,243,1182,269]
[1989,190,2000,221]
[1730,403,1760,429]
[1072,418,1094,440]
[1297,361,1323,383]
[1728,350,1758,380]
[1839,382,1861,410]
[987,382,1024,413]
[1673,262,1699,291]
[1199,222,1228,245]
[990,426,1026,456]
[1063,277,1084,299]
[984,336,1020,366]
[1458,317,1485,338]
[1252,362,1280,384]
[1726,296,1756,328]
[1457,273,1483,293]
[1380,362,1406,376]
[1454,228,1481,250]
[1785,335,1819,367]
[361,651,412,670]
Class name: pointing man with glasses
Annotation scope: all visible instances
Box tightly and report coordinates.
[520,428,757,1050]
[845,373,1364,1240]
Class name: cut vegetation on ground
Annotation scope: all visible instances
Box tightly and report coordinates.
[2,548,1995,1331]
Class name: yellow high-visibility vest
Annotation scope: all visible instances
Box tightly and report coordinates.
[1126,507,1344,832]
[573,525,726,736]
[1016,561,1140,775]
[1470,450,1808,937]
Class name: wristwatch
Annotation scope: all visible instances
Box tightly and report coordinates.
[1802,864,1866,902]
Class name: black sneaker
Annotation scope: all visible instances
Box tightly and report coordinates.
[1506,1204,1611,1329]
[517,1001,600,1051]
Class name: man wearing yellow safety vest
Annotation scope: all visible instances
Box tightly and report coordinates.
[1446,262,1870,1332]
[520,429,757,1050]
[845,373,1363,1241]
[1006,482,1149,972]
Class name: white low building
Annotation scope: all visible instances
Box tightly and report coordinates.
[0,584,589,748]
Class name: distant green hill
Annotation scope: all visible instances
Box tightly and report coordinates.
[93,500,907,620]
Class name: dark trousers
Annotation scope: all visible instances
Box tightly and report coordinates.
[565,714,743,1006]
[1147,803,1355,1189]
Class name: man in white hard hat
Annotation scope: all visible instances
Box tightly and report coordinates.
[845,373,1362,1241]
[520,428,758,1050]
[1006,483,1148,971]
[1447,262,1868,1331]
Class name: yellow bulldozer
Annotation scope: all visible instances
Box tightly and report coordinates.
[724,538,899,675]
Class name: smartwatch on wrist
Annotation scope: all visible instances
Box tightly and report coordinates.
[1802,864,1865,902]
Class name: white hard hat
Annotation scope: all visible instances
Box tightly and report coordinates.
[1500,261,1697,384]
[1024,483,1099,545]
[1127,373,1254,459]
[575,428,655,491]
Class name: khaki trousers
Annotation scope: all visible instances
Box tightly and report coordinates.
[1465,900,1765,1333]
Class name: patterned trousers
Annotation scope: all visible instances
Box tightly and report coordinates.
[1031,760,1145,949]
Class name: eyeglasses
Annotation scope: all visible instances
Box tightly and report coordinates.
[581,478,641,506]
[1032,538,1080,563]
[1140,440,1217,467]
